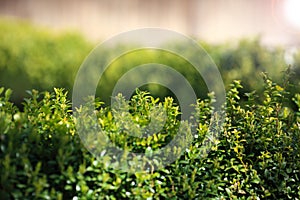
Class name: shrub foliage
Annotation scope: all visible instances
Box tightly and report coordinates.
[1,75,300,199]
[0,19,92,105]
[1,20,300,106]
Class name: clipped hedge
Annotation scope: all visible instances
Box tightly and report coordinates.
[0,19,92,105]
[1,74,300,199]
[1,19,300,107]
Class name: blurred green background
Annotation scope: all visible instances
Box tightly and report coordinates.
[0,19,299,107]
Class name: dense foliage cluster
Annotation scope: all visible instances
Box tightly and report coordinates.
[1,19,300,199]
[1,75,300,199]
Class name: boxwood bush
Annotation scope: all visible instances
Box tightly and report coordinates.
[0,19,92,105]
[1,74,300,199]
[1,19,300,107]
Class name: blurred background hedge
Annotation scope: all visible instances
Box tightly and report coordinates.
[0,19,92,105]
[0,19,299,107]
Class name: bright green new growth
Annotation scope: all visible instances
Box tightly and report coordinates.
[1,74,300,199]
